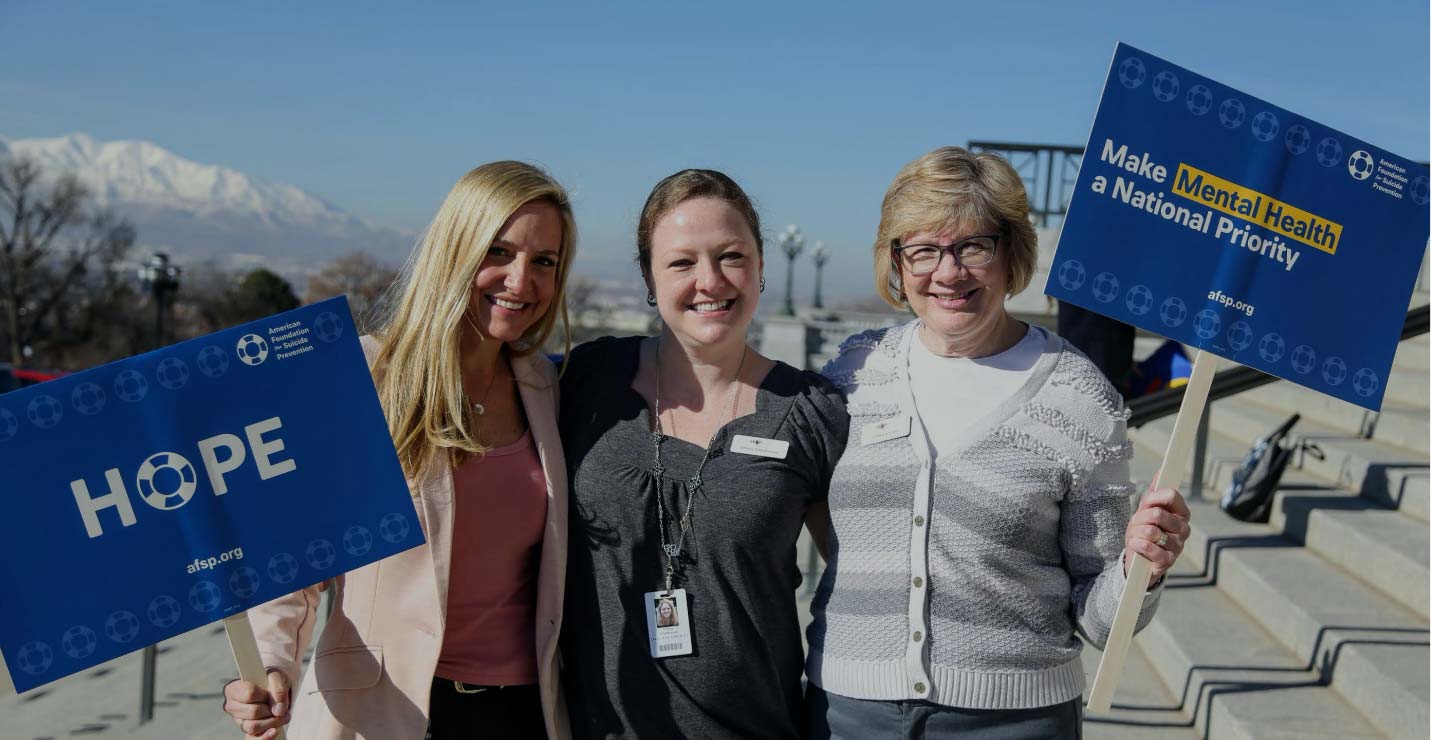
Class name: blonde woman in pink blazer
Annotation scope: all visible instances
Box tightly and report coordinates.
[221,162,577,739]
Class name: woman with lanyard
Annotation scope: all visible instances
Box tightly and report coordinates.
[558,169,848,739]
[220,162,577,739]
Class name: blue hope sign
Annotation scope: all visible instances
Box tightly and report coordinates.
[1048,43,1429,411]
[0,297,420,692]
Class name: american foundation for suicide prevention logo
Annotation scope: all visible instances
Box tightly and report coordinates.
[236,334,270,366]
[1348,151,1375,181]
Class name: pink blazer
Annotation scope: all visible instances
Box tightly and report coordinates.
[250,337,569,740]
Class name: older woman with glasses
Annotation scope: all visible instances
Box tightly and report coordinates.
[805,146,1190,739]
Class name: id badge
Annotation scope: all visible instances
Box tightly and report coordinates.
[644,588,693,658]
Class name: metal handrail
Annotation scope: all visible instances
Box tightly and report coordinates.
[1127,304,1429,428]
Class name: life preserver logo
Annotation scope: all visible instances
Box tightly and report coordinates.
[236,334,270,366]
[1347,150,1374,181]
[136,452,199,510]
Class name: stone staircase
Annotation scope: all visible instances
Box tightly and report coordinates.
[1084,332,1430,739]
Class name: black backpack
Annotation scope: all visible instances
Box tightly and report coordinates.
[1220,414,1300,522]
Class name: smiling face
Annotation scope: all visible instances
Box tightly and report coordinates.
[899,223,1010,343]
[467,200,564,344]
[646,197,762,350]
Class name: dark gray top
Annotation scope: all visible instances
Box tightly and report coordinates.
[560,336,849,740]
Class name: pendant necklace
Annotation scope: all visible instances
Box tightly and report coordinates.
[470,358,505,416]
[650,339,747,593]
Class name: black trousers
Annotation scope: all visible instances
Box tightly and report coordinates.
[426,677,546,740]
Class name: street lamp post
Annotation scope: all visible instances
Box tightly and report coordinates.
[811,241,829,311]
[778,224,805,316]
[135,252,180,725]
[138,252,182,350]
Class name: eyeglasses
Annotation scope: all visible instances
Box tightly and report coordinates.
[893,235,999,275]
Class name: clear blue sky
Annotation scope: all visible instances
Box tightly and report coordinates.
[4,0,1427,288]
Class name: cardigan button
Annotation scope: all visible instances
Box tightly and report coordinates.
[912,576,923,588]
[913,515,925,526]
[914,682,926,694]
[912,630,923,642]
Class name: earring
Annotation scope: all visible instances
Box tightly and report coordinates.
[646,292,656,307]
[760,276,766,293]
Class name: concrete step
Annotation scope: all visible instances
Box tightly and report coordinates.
[1391,334,1429,371]
[1382,364,1429,408]
[1209,396,1429,521]
[1240,380,1427,452]
[1281,502,1429,619]
[1133,410,1430,620]
[1080,639,1199,739]
[1137,579,1385,739]
[1129,403,1428,523]
[1125,446,1430,738]
[1184,501,1430,740]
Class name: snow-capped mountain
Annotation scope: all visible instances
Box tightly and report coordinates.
[0,132,412,273]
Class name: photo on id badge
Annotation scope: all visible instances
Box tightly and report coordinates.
[644,588,693,658]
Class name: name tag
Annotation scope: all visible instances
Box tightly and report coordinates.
[730,434,789,459]
[861,416,911,445]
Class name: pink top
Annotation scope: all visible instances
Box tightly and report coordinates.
[436,428,548,685]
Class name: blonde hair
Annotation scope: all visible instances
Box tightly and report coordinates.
[873,147,1038,308]
[371,161,576,478]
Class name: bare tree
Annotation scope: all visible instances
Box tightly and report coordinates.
[0,158,136,368]
[303,251,399,332]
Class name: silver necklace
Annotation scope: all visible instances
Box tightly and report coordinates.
[470,359,506,416]
[651,339,747,593]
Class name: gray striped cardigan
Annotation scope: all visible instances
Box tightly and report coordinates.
[806,320,1162,710]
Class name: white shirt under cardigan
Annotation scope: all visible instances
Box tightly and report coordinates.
[908,323,1043,457]
[807,319,1162,710]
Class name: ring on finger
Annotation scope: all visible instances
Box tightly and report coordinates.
[1156,531,1168,548]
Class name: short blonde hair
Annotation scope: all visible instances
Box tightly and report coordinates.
[873,147,1038,308]
[372,161,577,477]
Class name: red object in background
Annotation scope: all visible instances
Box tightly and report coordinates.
[0,365,67,393]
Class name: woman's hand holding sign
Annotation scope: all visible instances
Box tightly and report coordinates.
[223,668,290,738]
[1124,485,1191,586]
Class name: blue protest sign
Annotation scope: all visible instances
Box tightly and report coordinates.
[0,297,420,692]
[1048,43,1429,411]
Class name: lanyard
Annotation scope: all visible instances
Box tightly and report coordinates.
[650,340,747,593]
